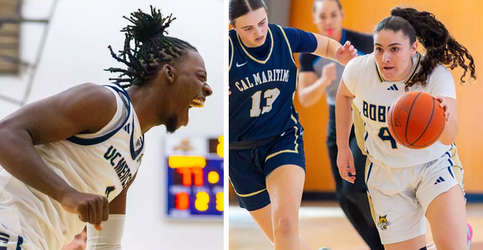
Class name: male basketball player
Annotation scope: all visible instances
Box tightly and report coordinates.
[0,7,212,249]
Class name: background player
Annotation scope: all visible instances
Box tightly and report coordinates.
[0,7,212,249]
[336,7,475,250]
[297,1,383,249]
[229,0,356,249]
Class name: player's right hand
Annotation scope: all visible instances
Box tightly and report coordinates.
[59,189,109,226]
[337,147,356,183]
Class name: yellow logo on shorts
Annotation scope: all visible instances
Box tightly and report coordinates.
[377,215,390,230]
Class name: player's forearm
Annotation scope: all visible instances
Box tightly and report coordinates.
[438,97,458,145]
[439,114,458,145]
[335,94,353,149]
[87,189,129,250]
[313,34,341,62]
[0,125,75,202]
[298,77,330,107]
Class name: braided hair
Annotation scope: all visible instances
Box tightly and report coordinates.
[375,7,476,89]
[106,6,197,88]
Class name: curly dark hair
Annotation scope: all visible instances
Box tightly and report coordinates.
[105,6,197,87]
[375,7,476,89]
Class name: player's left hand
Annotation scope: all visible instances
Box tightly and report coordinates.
[336,41,357,66]
[435,96,450,122]
[59,189,109,227]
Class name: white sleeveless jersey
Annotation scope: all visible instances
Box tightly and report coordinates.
[0,84,144,249]
[343,53,456,168]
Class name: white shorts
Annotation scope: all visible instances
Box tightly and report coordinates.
[365,146,464,244]
[0,219,27,250]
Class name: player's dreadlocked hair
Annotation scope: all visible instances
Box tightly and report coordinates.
[375,7,476,89]
[105,6,197,88]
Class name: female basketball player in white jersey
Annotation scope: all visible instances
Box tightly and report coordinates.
[336,7,476,250]
[0,7,212,249]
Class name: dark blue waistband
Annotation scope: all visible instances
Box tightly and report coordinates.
[229,135,279,150]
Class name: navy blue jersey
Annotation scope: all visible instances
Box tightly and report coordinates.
[229,24,316,142]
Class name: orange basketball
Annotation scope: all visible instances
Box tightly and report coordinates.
[387,92,445,149]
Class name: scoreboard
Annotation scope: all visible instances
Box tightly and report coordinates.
[165,136,224,219]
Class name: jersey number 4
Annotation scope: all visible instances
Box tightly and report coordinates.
[250,88,280,117]
[378,127,397,149]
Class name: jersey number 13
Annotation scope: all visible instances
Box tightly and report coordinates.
[250,88,280,117]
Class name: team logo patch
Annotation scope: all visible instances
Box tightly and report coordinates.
[128,117,144,160]
[434,176,446,185]
[377,215,390,230]
[136,138,143,147]
[386,84,399,91]
[235,61,247,67]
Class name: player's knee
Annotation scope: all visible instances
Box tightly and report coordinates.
[272,214,298,236]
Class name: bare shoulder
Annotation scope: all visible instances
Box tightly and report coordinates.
[0,82,121,145]
[65,83,116,107]
[57,83,118,134]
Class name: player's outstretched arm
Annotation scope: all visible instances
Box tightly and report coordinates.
[0,83,116,225]
[436,96,458,145]
[312,34,357,65]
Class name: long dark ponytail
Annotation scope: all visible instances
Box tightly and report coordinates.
[376,7,476,88]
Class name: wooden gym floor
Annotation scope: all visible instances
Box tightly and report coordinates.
[229,201,483,250]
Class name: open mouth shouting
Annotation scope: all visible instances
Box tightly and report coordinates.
[189,96,206,108]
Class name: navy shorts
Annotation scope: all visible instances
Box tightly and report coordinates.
[229,126,305,211]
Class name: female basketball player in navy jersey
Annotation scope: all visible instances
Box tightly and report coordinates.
[336,7,475,250]
[0,7,212,249]
[229,0,356,249]
[298,1,383,249]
